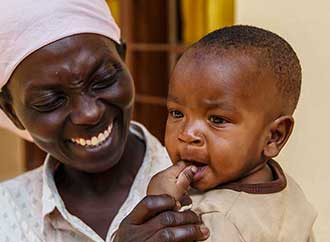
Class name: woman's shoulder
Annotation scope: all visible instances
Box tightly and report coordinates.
[0,167,44,240]
[130,121,171,167]
[129,121,167,155]
[0,166,44,216]
[0,165,43,191]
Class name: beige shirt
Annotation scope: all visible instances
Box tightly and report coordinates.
[191,161,317,242]
[0,122,171,242]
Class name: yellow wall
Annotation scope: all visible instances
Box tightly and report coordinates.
[236,1,330,241]
[0,129,24,181]
[106,0,120,24]
[181,0,234,43]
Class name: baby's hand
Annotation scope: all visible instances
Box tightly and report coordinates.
[147,161,197,202]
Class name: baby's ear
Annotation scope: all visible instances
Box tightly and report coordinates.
[263,115,294,158]
[0,94,25,130]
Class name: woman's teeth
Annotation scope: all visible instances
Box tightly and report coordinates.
[71,123,113,147]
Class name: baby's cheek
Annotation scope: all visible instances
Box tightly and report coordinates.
[165,133,178,163]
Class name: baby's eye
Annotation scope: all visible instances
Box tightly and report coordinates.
[209,115,227,125]
[169,110,184,119]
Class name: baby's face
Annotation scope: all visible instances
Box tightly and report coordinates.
[165,52,277,191]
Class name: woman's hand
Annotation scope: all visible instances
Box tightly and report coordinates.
[113,194,209,242]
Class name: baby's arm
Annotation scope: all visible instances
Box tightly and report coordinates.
[147,161,197,202]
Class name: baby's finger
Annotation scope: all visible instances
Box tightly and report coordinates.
[176,166,197,190]
[162,161,189,178]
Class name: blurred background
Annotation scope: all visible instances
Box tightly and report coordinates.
[0,0,329,241]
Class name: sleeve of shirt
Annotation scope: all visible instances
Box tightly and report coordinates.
[201,212,245,242]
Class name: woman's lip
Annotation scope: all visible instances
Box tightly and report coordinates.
[67,118,116,144]
[70,123,113,147]
[67,119,117,153]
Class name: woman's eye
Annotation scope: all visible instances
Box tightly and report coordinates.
[169,110,184,119]
[92,70,120,90]
[32,97,66,112]
[209,115,227,125]
[92,77,116,90]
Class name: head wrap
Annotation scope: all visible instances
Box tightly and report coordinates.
[0,0,121,141]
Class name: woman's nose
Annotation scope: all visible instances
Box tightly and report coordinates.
[69,96,104,126]
[178,123,204,146]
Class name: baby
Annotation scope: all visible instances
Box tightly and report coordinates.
[148,25,316,241]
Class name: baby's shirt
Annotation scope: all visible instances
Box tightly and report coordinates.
[190,161,317,242]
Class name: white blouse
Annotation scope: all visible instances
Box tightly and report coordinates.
[0,121,171,242]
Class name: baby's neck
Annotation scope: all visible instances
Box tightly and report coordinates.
[238,162,274,184]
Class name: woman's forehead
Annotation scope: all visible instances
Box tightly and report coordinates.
[20,34,118,65]
[8,34,120,93]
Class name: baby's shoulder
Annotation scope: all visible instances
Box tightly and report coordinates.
[190,188,241,215]
[190,179,316,242]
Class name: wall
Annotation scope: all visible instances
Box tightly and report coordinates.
[0,129,24,181]
[236,1,330,241]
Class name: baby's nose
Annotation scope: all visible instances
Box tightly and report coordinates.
[178,126,204,146]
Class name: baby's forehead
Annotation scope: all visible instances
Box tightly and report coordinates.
[174,49,273,91]
[170,50,280,112]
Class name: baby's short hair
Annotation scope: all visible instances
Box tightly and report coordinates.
[190,25,302,114]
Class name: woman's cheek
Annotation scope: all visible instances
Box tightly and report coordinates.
[103,80,135,109]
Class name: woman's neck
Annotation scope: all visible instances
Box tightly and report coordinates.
[55,132,146,198]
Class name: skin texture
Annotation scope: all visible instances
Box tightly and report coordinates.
[0,34,209,241]
[154,50,294,194]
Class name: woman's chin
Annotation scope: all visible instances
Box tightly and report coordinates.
[61,120,127,173]
[73,157,121,173]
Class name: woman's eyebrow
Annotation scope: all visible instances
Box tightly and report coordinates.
[24,82,59,93]
[87,55,110,80]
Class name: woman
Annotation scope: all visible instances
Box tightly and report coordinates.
[0,0,209,241]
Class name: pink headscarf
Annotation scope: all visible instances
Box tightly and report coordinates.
[0,0,121,141]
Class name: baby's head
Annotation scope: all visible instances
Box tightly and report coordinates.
[165,25,301,191]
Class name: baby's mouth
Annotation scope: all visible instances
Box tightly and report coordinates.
[193,165,208,182]
[182,159,208,182]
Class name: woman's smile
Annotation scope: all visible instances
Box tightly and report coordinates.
[70,122,113,147]
[65,118,122,159]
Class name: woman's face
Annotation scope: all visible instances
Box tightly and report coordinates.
[5,34,135,173]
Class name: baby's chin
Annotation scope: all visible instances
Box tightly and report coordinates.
[191,180,216,192]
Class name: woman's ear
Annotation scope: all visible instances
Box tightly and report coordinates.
[0,94,25,130]
[116,38,127,61]
[263,115,294,158]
